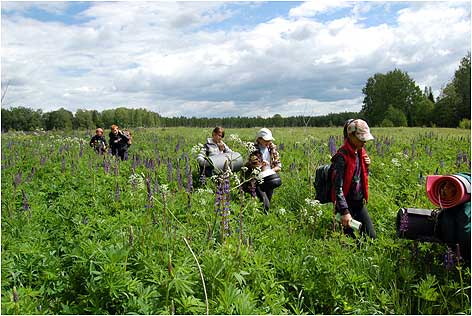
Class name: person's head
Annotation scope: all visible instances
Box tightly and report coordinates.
[346,119,374,149]
[256,128,275,147]
[111,124,119,135]
[212,126,225,143]
[96,128,104,136]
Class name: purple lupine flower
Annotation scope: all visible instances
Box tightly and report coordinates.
[40,156,46,166]
[175,142,180,152]
[444,247,455,270]
[176,160,182,190]
[457,151,463,167]
[123,151,129,161]
[157,153,161,167]
[439,159,444,168]
[411,143,416,159]
[279,143,285,151]
[61,156,66,173]
[79,144,83,157]
[26,167,36,182]
[289,162,296,172]
[132,156,138,172]
[145,176,153,208]
[399,210,408,233]
[21,190,30,211]
[167,159,173,183]
[222,174,231,236]
[376,142,382,155]
[103,160,110,174]
[328,136,337,156]
[113,162,119,176]
[199,173,206,186]
[186,166,193,193]
[214,179,223,216]
[13,172,22,189]
[115,183,120,201]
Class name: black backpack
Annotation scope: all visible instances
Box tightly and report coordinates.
[314,164,333,204]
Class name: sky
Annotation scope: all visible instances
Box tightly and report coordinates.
[1,1,470,118]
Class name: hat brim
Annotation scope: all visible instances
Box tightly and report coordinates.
[356,132,374,142]
[261,136,274,141]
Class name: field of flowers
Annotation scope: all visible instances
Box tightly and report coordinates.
[1,126,471,314]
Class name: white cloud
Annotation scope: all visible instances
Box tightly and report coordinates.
[289,0,352,18]
[1,1,470,117]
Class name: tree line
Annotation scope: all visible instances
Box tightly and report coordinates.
[2,53,470,132]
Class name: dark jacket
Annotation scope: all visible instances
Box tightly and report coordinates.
[90,135,108,153]
[109,131,129,154]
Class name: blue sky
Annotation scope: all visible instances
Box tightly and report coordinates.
[1,1,470,118]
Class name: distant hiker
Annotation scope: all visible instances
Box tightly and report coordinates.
[332,119,376,238]
[89,128,108,154]
[244,128,282,214]
[197,126,233,177]
[109,124,130,161]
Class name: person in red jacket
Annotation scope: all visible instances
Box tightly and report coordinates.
[331,119,376,238]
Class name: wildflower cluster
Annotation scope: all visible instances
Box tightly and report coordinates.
[128,172,146,191]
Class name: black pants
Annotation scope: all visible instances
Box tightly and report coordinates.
[112,148,128,161]
[256,184,274,213]
[344,200,376,239]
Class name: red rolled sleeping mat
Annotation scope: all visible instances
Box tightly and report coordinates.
[426,174,471,209]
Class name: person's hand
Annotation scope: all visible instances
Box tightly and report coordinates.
[341,213,352,228]
[273,166,281,173]
[364,155,371,166]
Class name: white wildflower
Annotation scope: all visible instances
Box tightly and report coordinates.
[278,208,287,215]
[229,134,241,142]
[245,142,256,154]
[160,184,170,194]
[391,158,401,167]
[308,216,315,224]
[191,143,204,156]
[128,172,146,190]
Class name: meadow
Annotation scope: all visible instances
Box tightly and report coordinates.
[1,126,471,315]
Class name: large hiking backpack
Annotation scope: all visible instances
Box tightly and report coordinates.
[314,164,333,204]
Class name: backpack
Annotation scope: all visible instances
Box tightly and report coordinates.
[314,164,333,204]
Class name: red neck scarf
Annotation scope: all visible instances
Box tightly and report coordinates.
[336,139,369,201]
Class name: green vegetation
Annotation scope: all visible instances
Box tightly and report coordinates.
[2,127,470,314]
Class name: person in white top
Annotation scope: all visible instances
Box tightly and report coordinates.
[244,128,282,213]
[197,126,233,177]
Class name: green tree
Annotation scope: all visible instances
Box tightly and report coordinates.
[44,108,73,130]
[74,109,94,130]
[452,52,471,122]
[411,98,434,126]
[1,107,44,131]
[361,69,424,126]
[384,105,408,127]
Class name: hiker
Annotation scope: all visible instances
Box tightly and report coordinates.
[332,119,376,238]
[197,127,233,177]
[89,128,108,154]
[244,128,282,213]
[109,124,130,161]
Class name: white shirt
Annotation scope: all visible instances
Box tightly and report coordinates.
[259,145,271,169]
